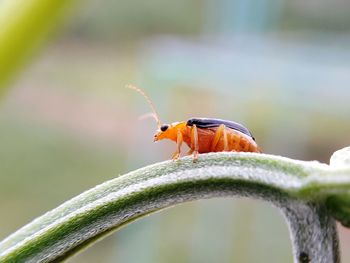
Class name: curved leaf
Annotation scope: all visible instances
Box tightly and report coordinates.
[0,152,348,262]
[0,0,75,90]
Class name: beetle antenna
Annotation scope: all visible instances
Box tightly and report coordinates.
[138,112,159,122]
[126,84,161,128]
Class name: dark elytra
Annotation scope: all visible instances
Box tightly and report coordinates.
[186,118,255,141]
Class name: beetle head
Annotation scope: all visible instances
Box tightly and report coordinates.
[154,122,184,142]
[154,123,170,141]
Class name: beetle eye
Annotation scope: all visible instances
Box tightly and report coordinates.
[160,124,169,132]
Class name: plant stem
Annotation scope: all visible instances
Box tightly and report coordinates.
[281,201,339,263]
[0,152,344,262]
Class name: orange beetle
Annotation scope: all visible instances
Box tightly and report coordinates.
[128,85,261,161]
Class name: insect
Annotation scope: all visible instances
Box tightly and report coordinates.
[127,85,261,161]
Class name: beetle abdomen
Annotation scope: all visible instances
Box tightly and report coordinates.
[183,126,261,153]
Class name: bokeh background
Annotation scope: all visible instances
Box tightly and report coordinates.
[1,0,350,262]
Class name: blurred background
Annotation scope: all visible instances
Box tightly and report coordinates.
[1,0,350,262]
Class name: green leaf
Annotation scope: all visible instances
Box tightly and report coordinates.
[0,0,76,91]
[1,151,349,262]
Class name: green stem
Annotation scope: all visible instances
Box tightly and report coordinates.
[0,152,347,262]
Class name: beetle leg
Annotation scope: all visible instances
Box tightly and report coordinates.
[211,124,224,151]
[211,124,228,151]
[172,129,183,160]
[190,124,199,161]
[186,148,194,155]
[223,126,228,151]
